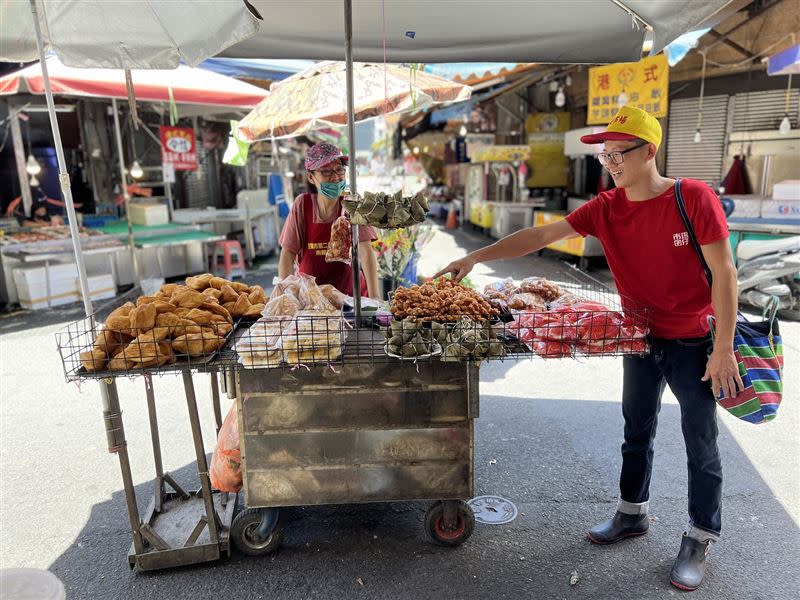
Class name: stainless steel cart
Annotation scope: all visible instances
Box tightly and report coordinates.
[231,332,480,554]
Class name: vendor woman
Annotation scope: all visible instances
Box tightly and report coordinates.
[279,142,380,298]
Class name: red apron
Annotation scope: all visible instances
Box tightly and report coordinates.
[297,193,368,296]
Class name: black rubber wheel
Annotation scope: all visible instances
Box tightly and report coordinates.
[578,257,590,271]
[231,508,283,556]
[424,501,475,546]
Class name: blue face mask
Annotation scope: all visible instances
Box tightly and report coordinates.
[319,180,346,199]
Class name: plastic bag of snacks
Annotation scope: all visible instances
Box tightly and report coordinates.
[326,215,352,264]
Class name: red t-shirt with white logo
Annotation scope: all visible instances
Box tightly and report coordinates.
[565,179,728,339]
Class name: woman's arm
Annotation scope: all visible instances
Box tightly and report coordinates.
[358,240,381,299]
[278,248,296,279]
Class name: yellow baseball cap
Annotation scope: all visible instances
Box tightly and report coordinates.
[581,105,662,148]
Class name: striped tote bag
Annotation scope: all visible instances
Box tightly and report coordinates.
[675,179,785,424]
[709,309,784,423]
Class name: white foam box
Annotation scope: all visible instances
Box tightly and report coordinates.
[13,263,80,309]
[724,195,764,218]
[87,273,116,301]
[129,202,169,226]
[772,180,800,201]
[761,199,800,220]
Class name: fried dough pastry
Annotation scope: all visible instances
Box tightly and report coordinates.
[129,303,157,332]
[172,333,225,357]
[186,273,214,290]
[80,349,106,372]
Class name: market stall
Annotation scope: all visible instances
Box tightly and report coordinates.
[56,266,650,568]
[0,225,124,307]
[3,0,737,578]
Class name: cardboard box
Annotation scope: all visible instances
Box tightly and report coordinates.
[761,199,800,220]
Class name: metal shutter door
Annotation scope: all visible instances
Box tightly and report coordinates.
[732,89,800,131]
[666,95,729,185]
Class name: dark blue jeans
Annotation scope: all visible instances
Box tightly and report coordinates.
[620,336,722,535]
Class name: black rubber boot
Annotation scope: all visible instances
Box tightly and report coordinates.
[670,534,711,591]
[587,511,649,544]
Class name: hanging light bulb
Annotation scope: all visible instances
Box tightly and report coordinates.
[413,146,420,155]
[554,86,566,108]
[29,174,40,187]
[25,154,42,176]
[693,129,702,144]
[618,91,629,107]
[779,73,793,135]
[779,114,792,135]
[459,124,468,137]
[129,160,144,179]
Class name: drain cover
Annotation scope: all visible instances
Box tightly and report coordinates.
[468,495,518,525]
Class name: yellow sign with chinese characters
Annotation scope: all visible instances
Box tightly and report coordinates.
[587,54,669,125]
[470,145,531,163]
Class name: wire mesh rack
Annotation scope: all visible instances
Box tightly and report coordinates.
[56,317,236,381]
[56,268,651,379]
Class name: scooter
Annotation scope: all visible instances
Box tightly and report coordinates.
[722,198,800,321]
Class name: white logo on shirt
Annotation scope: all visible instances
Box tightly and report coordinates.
[673,232,690,247]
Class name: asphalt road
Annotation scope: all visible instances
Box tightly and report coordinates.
[1,224,798,600]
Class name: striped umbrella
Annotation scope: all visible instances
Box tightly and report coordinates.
[237,61,471,141]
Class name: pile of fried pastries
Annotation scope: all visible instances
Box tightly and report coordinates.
[79,274,267,372]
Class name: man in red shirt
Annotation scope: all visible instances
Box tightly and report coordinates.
[436,106,740,592]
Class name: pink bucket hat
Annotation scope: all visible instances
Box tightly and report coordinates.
[304,142,349,171]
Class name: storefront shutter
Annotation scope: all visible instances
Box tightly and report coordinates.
[731,88,800,131]
[666,95,729,185]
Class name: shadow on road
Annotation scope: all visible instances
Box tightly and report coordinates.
[48,394,799,600]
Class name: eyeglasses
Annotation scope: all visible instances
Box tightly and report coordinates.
[597,141,648,167]
[315,166,346,178]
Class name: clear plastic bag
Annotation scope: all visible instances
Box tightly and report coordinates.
[261,291,302,320]
[297,275,336,311]
[325,216,352,265]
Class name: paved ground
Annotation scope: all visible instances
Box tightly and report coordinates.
[0,223,798,599]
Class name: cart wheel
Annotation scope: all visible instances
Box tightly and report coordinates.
[579,257,590,271]
[231,508,283,556]
[424,501,475,547]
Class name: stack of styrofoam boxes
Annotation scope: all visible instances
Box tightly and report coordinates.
[724,195,764,219]
[12,263,116,310]
[764,181,800,220]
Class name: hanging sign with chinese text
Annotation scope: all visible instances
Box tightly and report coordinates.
[159,126,198,171]
[587,54,669,125]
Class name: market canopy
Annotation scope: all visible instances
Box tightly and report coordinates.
[221,0,735,64]
[0,57,269,109]
[236,61,470,141]
[0,0,261,68]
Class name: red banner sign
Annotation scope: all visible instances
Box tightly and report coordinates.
[159,126,198,171]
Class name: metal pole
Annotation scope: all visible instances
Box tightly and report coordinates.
[344,0,361,322]
[9,105,33,216]
[112,97,140,284]
[29,0,92,317]
[30,0,144,559]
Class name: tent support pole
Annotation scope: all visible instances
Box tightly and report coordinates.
[112,97,140,284]
[30,0,142,557]
[344,0,361,323]
[29,0,92,317]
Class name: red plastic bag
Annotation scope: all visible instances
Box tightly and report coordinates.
[209,403,242,493]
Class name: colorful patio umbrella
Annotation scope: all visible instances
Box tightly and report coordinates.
[236,61,471,141]
[0,56,269,109]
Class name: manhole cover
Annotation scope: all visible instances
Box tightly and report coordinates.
[468,495,518,525]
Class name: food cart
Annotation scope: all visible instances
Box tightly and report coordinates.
[56,267,649,570]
